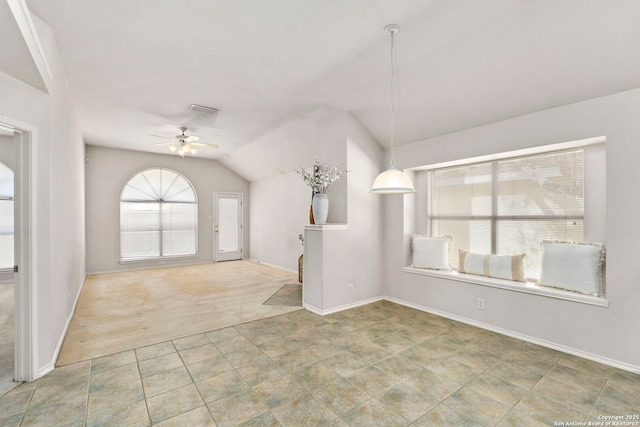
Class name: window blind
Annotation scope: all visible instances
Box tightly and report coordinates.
[120,169,197,260]
[218,198,239,253]
[430,149,584,278]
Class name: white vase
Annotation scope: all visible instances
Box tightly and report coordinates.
[312,193,329,225]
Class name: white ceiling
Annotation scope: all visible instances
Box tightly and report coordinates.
[23,0,640,180]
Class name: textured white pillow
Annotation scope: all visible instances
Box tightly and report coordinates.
[458,250,526,282]
[538,241,604,296]
[411,235,452,270]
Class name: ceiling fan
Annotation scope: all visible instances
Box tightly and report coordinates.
[151,126,219,157]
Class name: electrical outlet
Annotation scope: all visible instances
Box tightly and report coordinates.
[348,284,354,293]
[477,298,485,310]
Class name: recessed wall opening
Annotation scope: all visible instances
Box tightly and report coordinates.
[0,118,36,385]
[0,125,17,394]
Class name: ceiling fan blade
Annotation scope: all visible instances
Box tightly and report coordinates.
[191,142,219,148]
[182,135,200,143]
[151,142,176,146]
[150,134,176,140]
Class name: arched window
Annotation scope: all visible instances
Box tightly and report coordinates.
[120,168,197,260]
[0,162,13,269]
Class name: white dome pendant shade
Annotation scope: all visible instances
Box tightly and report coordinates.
[371,24,416,195]
[371,165,416,194]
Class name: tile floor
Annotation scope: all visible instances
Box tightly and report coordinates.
[0,282,18,396]
[262,285,302,307]
[0,301,639,426]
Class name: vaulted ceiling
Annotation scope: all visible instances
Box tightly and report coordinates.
[22,0,640,180]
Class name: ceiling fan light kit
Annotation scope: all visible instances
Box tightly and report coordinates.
[174,143,196,157]
[370,24,416,195]
[151,126,219,157]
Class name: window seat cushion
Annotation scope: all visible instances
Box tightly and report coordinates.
[538,240,604,296]
[411,235,452,271]
[458,250,526,282]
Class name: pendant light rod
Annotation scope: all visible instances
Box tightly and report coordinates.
[386,24,398,168]
[370,24,416,194]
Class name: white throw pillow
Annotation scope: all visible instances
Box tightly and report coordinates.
[538,241,604,296]
[458,250,526,282]
[411,235,452,271]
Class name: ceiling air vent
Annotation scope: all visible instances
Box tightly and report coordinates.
[189,104,219,115]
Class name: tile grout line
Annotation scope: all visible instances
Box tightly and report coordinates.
[177,332,219,425]
[82,360,92,427]
[17,371,39,427]
[587,367,616,422]
[137,344,158,427]
[3,301,637,426]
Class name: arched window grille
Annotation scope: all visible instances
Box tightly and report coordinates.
[120,168,197,260]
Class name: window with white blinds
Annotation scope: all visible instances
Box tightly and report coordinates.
[218,198,239,253]
[120,168,197,260]
[0,162,13,270]
[429,149,584,279]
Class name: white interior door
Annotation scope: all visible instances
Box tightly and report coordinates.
[214,193,243,262]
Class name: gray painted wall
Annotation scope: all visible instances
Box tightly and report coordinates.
[306,114,385,310]
[253,110,384,311]
[384,88,640,371]
[85,145,249,273]
[0,14,86,374]
[248,107,349,272]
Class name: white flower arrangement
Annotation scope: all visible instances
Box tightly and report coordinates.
[296,160,347,194]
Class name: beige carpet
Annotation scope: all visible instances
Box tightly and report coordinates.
[57,260,302,366]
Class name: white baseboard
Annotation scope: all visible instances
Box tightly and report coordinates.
[43,274,87,375]
[87,259,212,276]
[37,361,55,378]
[0,271,13,283]
[303,303,323,315]
[249,258,297,275]
[384,295,640,375]
[304,296,384,316]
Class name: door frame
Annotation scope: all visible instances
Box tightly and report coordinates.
[213,192,243,262]
[1,116,37,382]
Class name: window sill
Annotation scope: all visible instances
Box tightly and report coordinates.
[119,254,199,264]
[402,266,608,307]
[305,224,349,231]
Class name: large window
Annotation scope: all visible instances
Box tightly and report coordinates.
[0,162,13,270]
[120,168,197,260]
[429,149,584,279]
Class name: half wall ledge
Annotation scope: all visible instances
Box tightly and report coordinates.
[305,224,349,231]
[303,224,349,312]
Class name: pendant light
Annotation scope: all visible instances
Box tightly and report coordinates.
[371,24,416,194]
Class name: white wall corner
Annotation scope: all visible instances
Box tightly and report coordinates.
[304,296,384,316]
[44,274,87,377]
